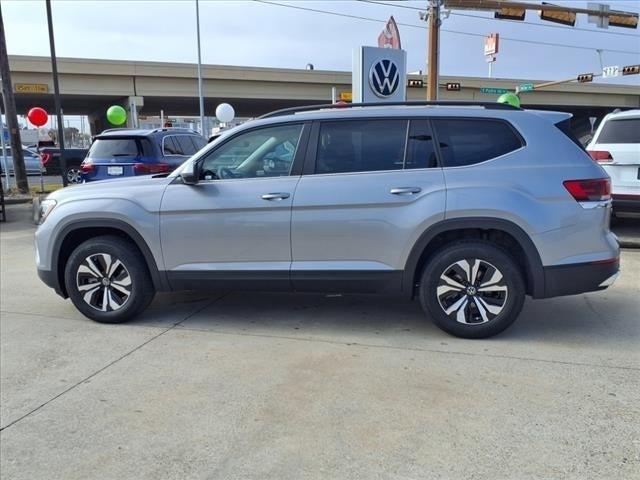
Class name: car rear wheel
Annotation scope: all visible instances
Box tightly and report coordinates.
[65,166,82,184]
[64,236,155,323]
[419,241,525,339]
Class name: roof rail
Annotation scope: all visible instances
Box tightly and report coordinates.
[150,127,199,134]
[259,100,521,119]
[100,128,132,133]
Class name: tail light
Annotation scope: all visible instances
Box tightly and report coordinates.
[80,160,94,173]
[587,150,613,162]
[134,163,170,174]
[563,178,611,202]
[40,153,52,166]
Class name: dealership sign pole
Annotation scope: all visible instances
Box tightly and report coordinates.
[484,33,499,78]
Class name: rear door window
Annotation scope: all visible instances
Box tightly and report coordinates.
[88,138,139,159]
[175,136,196,155]
[597,118,640,144]
[433,119,523,167]
[316,119,406,174]
[162,136,181,155]
[190,136,207,151]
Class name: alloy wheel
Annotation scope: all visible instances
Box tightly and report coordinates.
[76,253,132,311]
[436,259,508,325]
[66,168,82,184]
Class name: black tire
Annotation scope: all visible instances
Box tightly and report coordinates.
[64,166,83,184]
[64,235,155,323]
[419,241,525,339]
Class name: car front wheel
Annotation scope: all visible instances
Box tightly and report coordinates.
[419,241,525,339]
[64,236,155,323]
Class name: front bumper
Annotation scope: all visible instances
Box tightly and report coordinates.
[543,258,620,298]
[37,268,67,298]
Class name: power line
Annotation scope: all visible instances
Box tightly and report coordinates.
[254,0,639,55]
[359,0,640,37]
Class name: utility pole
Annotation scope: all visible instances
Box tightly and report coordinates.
[426,0,441,101]
[45,0,67,186]
[195,0,205,136]
[0,4,28,193]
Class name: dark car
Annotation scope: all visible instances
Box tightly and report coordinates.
[39,147,89,184]
[80,128,207,182]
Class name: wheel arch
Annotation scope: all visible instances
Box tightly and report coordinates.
[52,219,169,298]
[403,217,545,299]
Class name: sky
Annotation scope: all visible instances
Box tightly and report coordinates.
[3,0,640,86]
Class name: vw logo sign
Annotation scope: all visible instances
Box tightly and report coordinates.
[369,59,400,98]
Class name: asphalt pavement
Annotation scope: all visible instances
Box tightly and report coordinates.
[1,203,639,480]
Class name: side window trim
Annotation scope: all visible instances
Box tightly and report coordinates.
[195,121,311,182]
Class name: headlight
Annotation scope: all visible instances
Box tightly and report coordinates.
[38,199,57,224]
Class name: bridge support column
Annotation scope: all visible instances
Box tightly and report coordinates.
[124,96,144,128]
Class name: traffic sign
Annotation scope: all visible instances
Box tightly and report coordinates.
[480,87,509,94]
[339,91,353,101]
[518,83,534,92]
[602,65,620,78]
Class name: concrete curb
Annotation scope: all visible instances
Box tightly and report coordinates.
[4,197,33,205]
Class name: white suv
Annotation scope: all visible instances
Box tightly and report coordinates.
[587,109,640,216]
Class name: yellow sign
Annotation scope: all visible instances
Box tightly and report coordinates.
[339,91,352,102]
[14,83,49,94]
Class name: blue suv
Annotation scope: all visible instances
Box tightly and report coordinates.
[81,128,207,182]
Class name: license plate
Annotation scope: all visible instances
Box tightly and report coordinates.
[107,166,123,176]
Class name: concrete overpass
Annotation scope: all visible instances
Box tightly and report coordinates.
[8,55,640,135]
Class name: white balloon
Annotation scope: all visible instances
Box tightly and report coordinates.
[215,103,235,123]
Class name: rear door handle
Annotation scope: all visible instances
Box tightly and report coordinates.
[390,187,421,195]
[261,192,290,201]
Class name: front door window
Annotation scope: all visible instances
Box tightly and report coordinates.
[199,124,304,180]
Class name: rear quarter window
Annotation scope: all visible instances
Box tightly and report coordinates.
[433,119,523,167]
[596,118,640,144]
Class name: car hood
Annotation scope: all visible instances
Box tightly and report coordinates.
[47,175,174,204]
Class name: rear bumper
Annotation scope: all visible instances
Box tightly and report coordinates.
[612,194,640,214]
[543,258,620,298]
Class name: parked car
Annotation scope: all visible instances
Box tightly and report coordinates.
[39,147,89,184]
[587,109,639,216]
[80,128,207,182]
[35,101,619,339]
[0,147,46,175]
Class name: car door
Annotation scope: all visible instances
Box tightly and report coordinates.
[160,122,309,291]
[290,118,446,293]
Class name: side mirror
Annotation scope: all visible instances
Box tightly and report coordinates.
[180,162,198,185]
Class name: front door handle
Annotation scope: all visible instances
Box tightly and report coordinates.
[390,187,421,195]
[261,192,290,201]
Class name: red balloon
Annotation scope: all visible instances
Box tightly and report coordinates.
[27,107,48,127]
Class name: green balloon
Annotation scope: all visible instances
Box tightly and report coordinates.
[106,105,127,125]
[497,92,521,108]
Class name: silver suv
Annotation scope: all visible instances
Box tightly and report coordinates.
[35,102,620,338]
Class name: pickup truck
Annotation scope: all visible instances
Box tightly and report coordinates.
[39,147,89,184]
